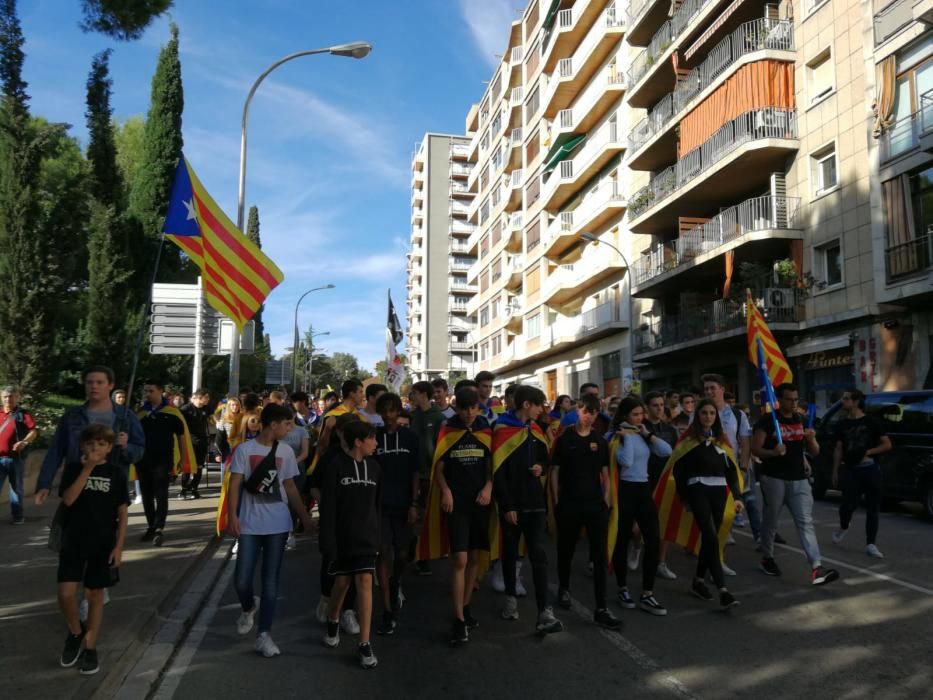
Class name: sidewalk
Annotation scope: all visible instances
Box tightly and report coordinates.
[0,469,225,700]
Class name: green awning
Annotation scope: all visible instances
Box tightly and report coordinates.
[542,0,562,31]
[543,133,587,174]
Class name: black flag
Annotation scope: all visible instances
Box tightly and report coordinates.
[388,292,403,346]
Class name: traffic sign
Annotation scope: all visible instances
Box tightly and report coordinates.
[149,282,253,357]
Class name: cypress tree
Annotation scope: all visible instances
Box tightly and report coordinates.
[84,49,130,374]
[80,0,174,41]
[245,205,266,351]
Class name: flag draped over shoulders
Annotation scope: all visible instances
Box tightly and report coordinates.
[417,424,492,561]
[305,404,364,476]
[604,435,624,562]
[131,404,196,480]
[652,435,743,555]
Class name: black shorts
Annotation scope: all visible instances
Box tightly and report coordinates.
[446,503,491,553]
[381,512,411,557]
[327,557,376,576]
[57,547,115,589]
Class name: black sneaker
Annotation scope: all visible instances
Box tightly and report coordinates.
[720,590,740,609]
[463,605,479,629]
[617,588,636,609]
[449,618,469,646]
[140,529,155,542]
[639,594,668,616]
[760,557,782,576]
[190,490,202,499]
[415,561,432,576]
[774,532,787,545]
[152,529,164,547]
[557,588,572,609]
[376,611,396,636]
[691,579,713,602]
[594,607,622,630]
[811,566,840,586]
[78,648,99,675]
[358,642,378,669]
[60,631,84,667]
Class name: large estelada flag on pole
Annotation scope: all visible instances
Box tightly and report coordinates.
[746,289,793,387]
[162,153,284,330]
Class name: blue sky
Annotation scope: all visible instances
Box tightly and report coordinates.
[21,0,517,371]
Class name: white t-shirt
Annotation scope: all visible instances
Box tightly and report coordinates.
[230,440,299,535]
[360,408,384,428]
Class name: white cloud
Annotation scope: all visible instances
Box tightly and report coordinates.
[458,0,518,70]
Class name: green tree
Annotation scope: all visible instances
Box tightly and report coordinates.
[245,205,267,353]
[128,21,183,282]
[85,50,120,206]
[114,115,144,198]
[80,0,174,41]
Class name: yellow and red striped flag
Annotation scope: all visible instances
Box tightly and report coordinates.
[746,289,793,386]
[162,153,284,329]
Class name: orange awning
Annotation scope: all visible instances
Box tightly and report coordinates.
[683,0,746,62]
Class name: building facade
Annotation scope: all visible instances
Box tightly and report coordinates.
[407,133,477,381]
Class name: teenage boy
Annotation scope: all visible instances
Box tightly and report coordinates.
[179,389,211,500]
[373,392,419,635]
[474,371,497,424]
[644,392,679,580]
[432,378,456,419]
[321,420,382,669]
[559,383,611,436]
[409,381,445,576]
[360,384,387,428]
[493,385,562,634]
[752,384,839,585]
[308,379,365,477]
[428,386,493,644]
[832,389,892,558]
[550,395,621,630]
[57,424,129,675]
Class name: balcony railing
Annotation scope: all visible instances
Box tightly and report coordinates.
[511,46,523,63]
[449,341,473,351]
[628,19,795,155]
[633,196,803,286]
[510,87,525,107]
[923,90,933,133]
[451,219,475,235]
[635,289,801,353]
[450,163,472,177]
[450,143,471,159]
[885,232,933,280]
[627,0,655,26]
[877,94,933,161]
[546,178,625,246]
[628,0,716,87]
[874,0,913,45]
[628,108,799,219]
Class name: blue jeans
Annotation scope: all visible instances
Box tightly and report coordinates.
[233,532,288,633]
[0,456,25,520]
[759,476,822,566]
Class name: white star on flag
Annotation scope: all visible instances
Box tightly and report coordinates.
[183,199,198,221]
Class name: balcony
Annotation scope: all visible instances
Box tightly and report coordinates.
[542,240,627,306]
[450,218,475,236]
[627,108,799,234]
[450,281,478,295]
[505,212,523,253]
[451,181,472,198]
[504,253,524,289]
[542,115,625,210]
[411,206,424,224]
[543,177,625,256]
[411,225,423,243]
[449,239,471,254]
[542,4,626,117]
[885,231,933,281]
[506,169,523,210]
[449,341,473,352]
[450,256,473,272]
[540,0,603,74]
[627,19,795,172]
[880,91,933,161]
[631,196,803,296]
[450,200,471,218]
[627,0,671,46]
[450,162,472,179]
[875,0,913,45]
[545,57,628,136]
[450,143,471,160]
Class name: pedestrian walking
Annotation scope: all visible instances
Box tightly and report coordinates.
[227,403,313,657]
[0,385,38,524]
[179,389,211,500]
[644,391,680,580]
[56,424,129,676]
[409,380,444,577]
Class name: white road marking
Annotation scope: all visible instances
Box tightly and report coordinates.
[549,585,699,700]
[152,548,237,700]
[734,530,933,597]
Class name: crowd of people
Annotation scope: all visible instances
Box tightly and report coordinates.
[8,366,895,674]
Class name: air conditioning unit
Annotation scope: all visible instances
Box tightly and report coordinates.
[764,287,795,309]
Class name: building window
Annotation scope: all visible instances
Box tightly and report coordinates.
[480,305,489,327]
[526,128,540,163]
[525,86,540,124]
[806,48,834,106]
[492,256,502,282]
[480,270,489,293]
[480,234,489,258]
[816,239,843,287]
[480,342,489,361]
[491,217,502,246]
[492,334,502,355]
[526,313,541,339]
[810,143,838,197]
[491,295,502,318]
[525,264,541,295]
[526,218,541,251]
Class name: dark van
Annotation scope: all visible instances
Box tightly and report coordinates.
[811,391,933,519]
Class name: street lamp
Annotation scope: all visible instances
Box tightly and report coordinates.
[302,331,330,392]
[580,231,635,378]
[226,41,373,395]
[293,287,335,388]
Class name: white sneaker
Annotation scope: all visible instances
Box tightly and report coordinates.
[322,621,340,648]
[832,529,847,545]
[866,544,884,559]
[132,495,143,506]
[79,599,89,623]
[232,539,239,555]
[285,533,296,550]
[103,588,110,605]
[726,533,736,546]
[734,513,747,528]
[627,542,642,571]
[656,562,677,580]
[397,585,405,610]
[340,609,361,635]
[501,594,519,620]
[315,596,330,624]
[236,596,260,635]
[515,561,527,597]
[490,561,505,593]
[721,563,737,576]
[255,632,280,658]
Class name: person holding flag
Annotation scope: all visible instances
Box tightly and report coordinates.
[493,385,563,634]
[418,386,494,645]
[135,380,196,547]
[385,292,407,394]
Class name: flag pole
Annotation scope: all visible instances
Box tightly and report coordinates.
[756,337,783,445]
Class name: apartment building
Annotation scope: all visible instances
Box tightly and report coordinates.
[406,133,477,381]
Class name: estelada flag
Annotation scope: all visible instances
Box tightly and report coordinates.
[130,403,196,480]
[162,153,284,330]
[417,421,493,561]
[652,435,744,555]
[305,403,366,476]
[747,289,793,387]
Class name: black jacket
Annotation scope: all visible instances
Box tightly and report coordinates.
[320,452,382,561]
[493,427,550,513]
[673,439,742,503]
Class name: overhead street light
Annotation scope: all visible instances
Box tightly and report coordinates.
[293,286,336,389]
[580,231,635,376]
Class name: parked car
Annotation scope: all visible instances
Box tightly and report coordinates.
[811,391,933,519]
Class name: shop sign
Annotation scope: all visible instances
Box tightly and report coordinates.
[804,350,853,370]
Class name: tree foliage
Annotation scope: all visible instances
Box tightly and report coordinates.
[80,0,173,41]
[245,205,267,353]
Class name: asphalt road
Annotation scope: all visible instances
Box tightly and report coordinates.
[149,496,933,700]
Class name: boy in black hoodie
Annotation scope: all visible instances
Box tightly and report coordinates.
[372,392,419,636]
[321,420,382,669]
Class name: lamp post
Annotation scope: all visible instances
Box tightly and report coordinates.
[292,287,335,388]
[301,331,330,392]
[226,41,373,396]
[580,231,635,382]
